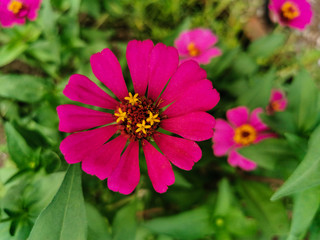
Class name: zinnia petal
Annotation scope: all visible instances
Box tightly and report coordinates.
[82,135,127,180]
[212,119,235,156]
[249,108,268,131]
[57,105,114,133]
[60,125,117,164]
[153,133,201,171]
[226,106,249,127]
[161,112,215,141]
[159,60,207,107]
[126,39,154,96]
[228,150,257,171]
[142,140,175,193]
[147,43,179,101]
[108,141,140,195]
[163,79,220,118]
[90,48,128,100]
[63,74,118,109]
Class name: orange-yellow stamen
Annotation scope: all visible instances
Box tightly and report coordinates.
[146,111,160,126]
[281,1,300,20]
[114,108,127,123]
[233,124,257,146]
[271,101,281,112]
[187,42,200,57]
[124,92,139,106]
[136,120,151,134]
[8,0,23,14]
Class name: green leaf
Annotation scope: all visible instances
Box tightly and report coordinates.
[231,53,258,76]
[238,181,289,237]
[86,203,111,240]
[143,208,214,240]
[260,112,296,135]
[287,187,320,240]
[248,33,286,59]
[0,41,28,67]
[237,70,274,109]
[213,178,233,216]
[287,70,319,132]
[4,122,37,169]
[0,74,48,103]
[238,138,295,169]
[271,125,320,200]
[112,202,137,240]
[28,164,87,240]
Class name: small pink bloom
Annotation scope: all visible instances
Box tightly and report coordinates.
[0,0,41,27]
[267,89,288,114]
[212,106,276,171]
[58,40,220,194]
[268,0,313,30]
[174,28,222,65]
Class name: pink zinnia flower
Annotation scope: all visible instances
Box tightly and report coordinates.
[212,106,276,171]
[174,28,222,65]
[268,0,313,30]
[57,40,220,194]
[0,0,41,27]
[267,89,288,114]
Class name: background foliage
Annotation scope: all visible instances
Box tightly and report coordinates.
[0,0,320,239]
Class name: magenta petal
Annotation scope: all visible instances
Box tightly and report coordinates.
[228,150,257,171]
[159,60,207,107]
[153,133,201,171]
[226,106,249,127]
[163,79,220,118]
[212,119,235,156]
[147,43,179,101]
[142,140,175,193]
[108,141,140,195]
[63,74,118,109]
[255,133,277,143]
[249,108,268,131]
[90,48,128,100]
[60,125,117,164]
[57,104,114,133]
[161,112,215,141]
[82,135,127,180]
[192,47,222,64]
[126,40,154,96]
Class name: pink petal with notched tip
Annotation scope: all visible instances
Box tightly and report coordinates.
[153,133,202,171]
[90,48,128,100]
[147,43,179,101]
[159,60,207,108]
[126,39,154,96]
[161,112,215,141]
[249,108,269,132]
[188,47,222,65]
[212,119,235,156]
[63,74,118,109]
[108,141,140,195]
[226,106,249,128]
[82,135,127,180]
[60,125,117,164]
[163,79,220,118]
[57,104,114,133]
[142,140,175,193]
[228,150,257,171]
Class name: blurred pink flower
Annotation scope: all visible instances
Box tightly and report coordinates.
[57,40,220,194]
[267,89,288,114]
[174,28,222,65]
[212,106,276,171]
[269,0,313,30]
[0,0,42,27]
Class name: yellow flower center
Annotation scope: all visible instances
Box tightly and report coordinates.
[114,93,161,141]
[114,108,127,123]
[271,101,281,112]
[187,42,200,57]
[124,92,139,106]
[281,1,300,20]
[8,0,23,14]
[233,124,257,146]
[146,111,160,126]
[215,218,224,227]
